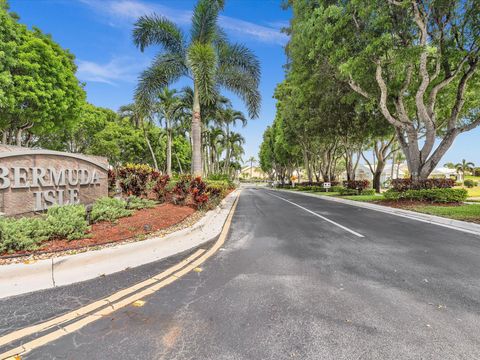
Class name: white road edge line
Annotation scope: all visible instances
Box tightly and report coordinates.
[268,192,364,238]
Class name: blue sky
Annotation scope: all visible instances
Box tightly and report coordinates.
[8,0,480,165]
[9,0,289,163]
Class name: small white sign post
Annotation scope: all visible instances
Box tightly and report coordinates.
[323,182,331,192]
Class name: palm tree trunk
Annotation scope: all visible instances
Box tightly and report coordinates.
[143,123,158,170]
[166,119,172,176]
[223,124,230,173]
[191,83,202,176]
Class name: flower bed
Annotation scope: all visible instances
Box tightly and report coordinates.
[0,169,235,257]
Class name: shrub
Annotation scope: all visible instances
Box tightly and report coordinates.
[46,205,89,240]
[116,164,156,196]
[384,188,467,203]
[361,189,376,195]
[152,174,171,203]
[474,167,480,177]
[107,169,117,193]
[391,178,454,191]
[464,179,476,188]
[126,196,157,210]
[171,174,191,205]
[345,180,370,192]
[0,217,50,253]
[90,197,133,223]
[339,188,359,196]
[190,176,209,209]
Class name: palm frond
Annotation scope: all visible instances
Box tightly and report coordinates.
[217,65,261,118]
[133,14,185,54]
[135,54,186,111]
[187,41,218,105]
[191,0,223,43]
[218,43,261,85]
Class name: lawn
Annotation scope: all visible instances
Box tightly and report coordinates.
[342,194,384,202]
[453,185,480,197]
[405,204,480,223]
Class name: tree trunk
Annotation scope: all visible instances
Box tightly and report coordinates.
[16,129,22,147]
[191,83,202,176]
[372,161,385,193]
[223,124,230,174]
[166,119,172,176]
[143,124,158,170]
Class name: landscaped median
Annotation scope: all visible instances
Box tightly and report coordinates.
[0,164,235,258]
[0,164,239,298]
[279,178,480,224]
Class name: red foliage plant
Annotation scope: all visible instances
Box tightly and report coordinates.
[189,176,209,208]
[345,180,370,191]
[391,178,454,191]
[152,174,170,202]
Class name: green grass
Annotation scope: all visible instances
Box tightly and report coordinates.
[342,194,384,202]
[406,204,480,222]
[465,175,480,181]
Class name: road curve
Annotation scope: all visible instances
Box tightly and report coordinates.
[1,187,480,359]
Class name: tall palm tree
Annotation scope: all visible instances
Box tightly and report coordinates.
[218,108,247,173]
[455,159,475,176]
[155,87,184,176]
[118,103,159,170]
[133,0,261,176]
[224,131,244,176]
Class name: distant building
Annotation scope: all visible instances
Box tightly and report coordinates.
[240,166,268,180]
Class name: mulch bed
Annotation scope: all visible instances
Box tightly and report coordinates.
[2,204,196,258]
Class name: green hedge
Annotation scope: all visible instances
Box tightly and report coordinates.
[0,196,159,254]
[384,188,468,203]
[90,197,133,223]
[0,205,89,253]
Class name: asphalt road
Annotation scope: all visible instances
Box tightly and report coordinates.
[1,187,480,359]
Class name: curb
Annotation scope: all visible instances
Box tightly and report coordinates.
[273,189,480,236]
[0,190,239,299]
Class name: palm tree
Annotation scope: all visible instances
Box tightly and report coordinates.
[224,131,244,176]
[118,103,159,170]
[155,87,184,176]
[133,0,261,176]
[455,159,475,177]
[218,108,247,173]
[246,156,256,178]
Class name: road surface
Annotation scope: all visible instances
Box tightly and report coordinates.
[1,187,480,359]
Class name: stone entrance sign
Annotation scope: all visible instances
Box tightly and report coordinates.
[0,145,108,216]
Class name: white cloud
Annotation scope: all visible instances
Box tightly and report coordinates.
[219,16,288,46]
[76,57,148,85]
[79,0,288,45]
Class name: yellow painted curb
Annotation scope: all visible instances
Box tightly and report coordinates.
[0,192,240,360]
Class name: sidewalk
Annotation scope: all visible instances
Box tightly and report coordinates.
[0,190,239,299]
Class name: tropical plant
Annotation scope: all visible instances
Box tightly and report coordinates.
[455,159,475,176]
[246,156,257,178]
[133,0,261,176]
[118,103,159,170]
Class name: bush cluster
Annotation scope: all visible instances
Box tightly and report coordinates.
[344,180,370,191]
[384,188,468,203]
[464,179,477,188]
[116,163,158,196]
[0,205,89,253]
[0,196,158,254]
[391,178,454,191]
